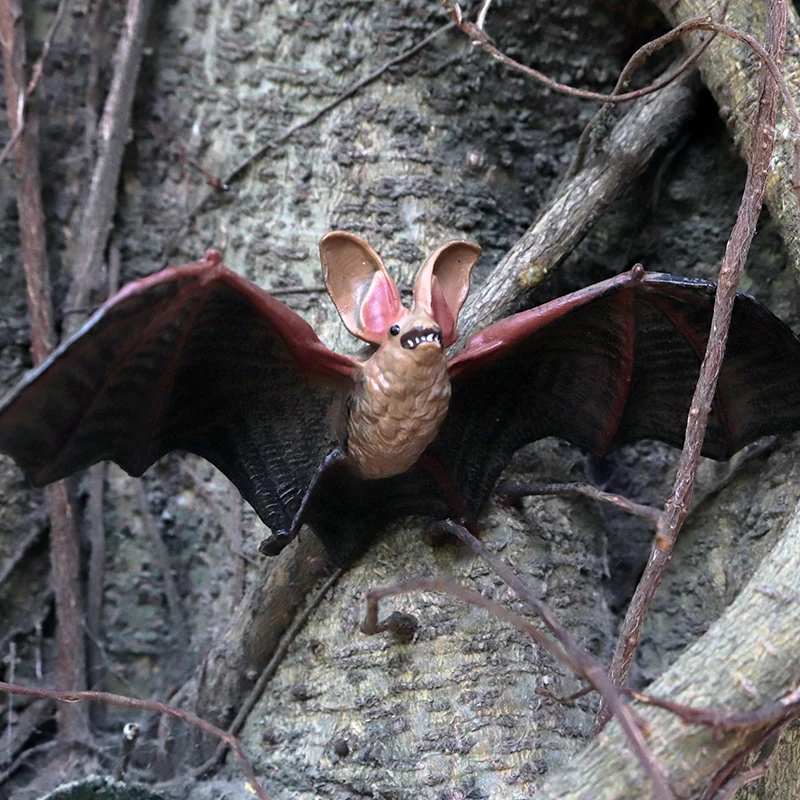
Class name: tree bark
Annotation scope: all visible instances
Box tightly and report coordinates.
[535,497,800,798]
[650,0,800,273]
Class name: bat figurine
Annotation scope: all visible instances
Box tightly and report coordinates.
[2,231,800,563]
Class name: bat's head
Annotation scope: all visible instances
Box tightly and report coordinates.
[319,232,481,355]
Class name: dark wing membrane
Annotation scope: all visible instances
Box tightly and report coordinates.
[0,257,357,539]
[438,269,800,519]
[300,462,452,563]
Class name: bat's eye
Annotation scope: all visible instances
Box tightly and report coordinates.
[389,324,401,336]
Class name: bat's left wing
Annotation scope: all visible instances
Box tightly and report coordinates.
[436,265,800,520]
[0,252,358,543]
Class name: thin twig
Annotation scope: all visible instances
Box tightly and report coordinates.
[86,463,106,695]
[107,234,121,297]
[567,3,731,177]
[164,21,456,257]
[134,479,187,650]
[87,238,118,711]
[596,0,788,732]
[0,0,69,169]
[0,0,87,738]
[193,568,344,777]
[65,0,154,337]
[496,481,662,525]
[475,0,492,30]
[25,0,69,97]
[362,576,571,664]
[84,0,108,166]
[0,680,273,800]
[625,683,800,732]
[429,521,675,800]
[709,726,786,800]
[0,120,20,168]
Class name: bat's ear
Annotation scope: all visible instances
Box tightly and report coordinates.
[320,232,403,344]
[413,241,481,347]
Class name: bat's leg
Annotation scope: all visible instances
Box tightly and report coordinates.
[258,448,348,556]
[417,455,480,546]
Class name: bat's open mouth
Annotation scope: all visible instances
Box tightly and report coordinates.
[401,326,443,350]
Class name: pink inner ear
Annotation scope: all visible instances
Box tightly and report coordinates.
[431,276,457,346]
[359,272,401,337]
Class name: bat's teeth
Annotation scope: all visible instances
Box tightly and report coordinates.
[401,326,443,350]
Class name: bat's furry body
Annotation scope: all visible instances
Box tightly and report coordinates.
[349,334,451,479]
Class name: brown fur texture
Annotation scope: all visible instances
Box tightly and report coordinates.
[347,311,451,478]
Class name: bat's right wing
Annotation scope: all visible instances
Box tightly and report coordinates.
[0,252,358,542]
[437,267,800,521]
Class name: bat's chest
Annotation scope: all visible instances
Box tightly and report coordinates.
[347,349,451,479]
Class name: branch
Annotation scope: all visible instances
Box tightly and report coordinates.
[0,681,273,800]
[64,0,154,336]
[496,481,662,525]
[0,0,87,739]
[534,494,800,798]
[650,0,800,273]
[599,0,788,725]
[457,73,699,335]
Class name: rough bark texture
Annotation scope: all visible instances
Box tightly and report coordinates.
[651,0,800,273]
[1,0,799,798]
[536,496,800,798]
[457,74,700,335]
[193,528,332,751]
[235,461,616,799]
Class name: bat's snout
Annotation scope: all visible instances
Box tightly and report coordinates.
[400,325,443,350]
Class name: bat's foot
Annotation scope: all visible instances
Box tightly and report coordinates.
[421,517,480,548]
[258,529,297,556]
